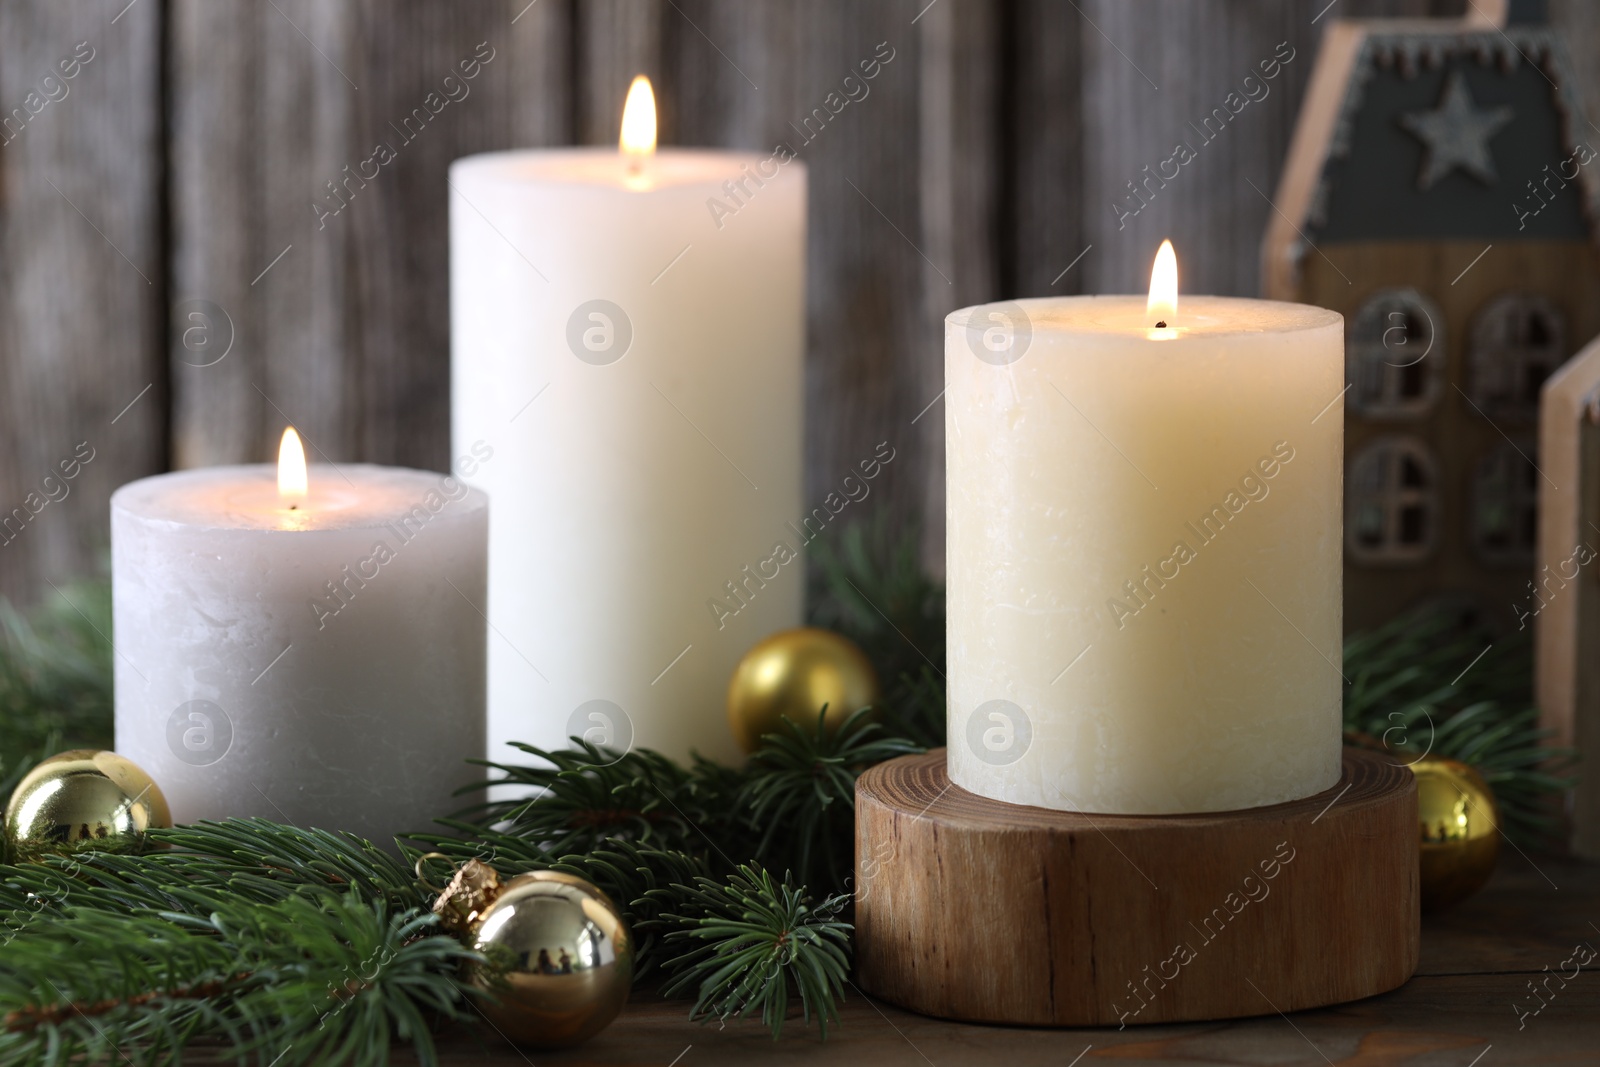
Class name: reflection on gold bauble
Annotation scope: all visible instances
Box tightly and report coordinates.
[4,750,172,864]
[726,627,881,753]
[1412,756,1499,911]
[469,870,633,1048]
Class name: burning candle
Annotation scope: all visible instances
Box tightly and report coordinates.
[945,242,1345,814]
[111,429,488,846]
[450,76,805,764]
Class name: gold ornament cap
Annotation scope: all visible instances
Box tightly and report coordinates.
[419,854,504,934]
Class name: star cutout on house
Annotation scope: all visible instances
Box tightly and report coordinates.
[1398,69,1514,190]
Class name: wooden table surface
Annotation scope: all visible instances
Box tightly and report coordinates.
[418,851,1598,1066]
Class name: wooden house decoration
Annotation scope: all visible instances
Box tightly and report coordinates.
[1536,341,1600,856]
[1264,12,1600,633]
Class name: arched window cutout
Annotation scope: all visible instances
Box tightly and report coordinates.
[1347,289,1444,419]
[1347,436,1438,565]
[1467,294,1566,421]
[1471,441,1539,566]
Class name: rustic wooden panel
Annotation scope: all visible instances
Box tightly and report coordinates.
[667,0,799,147]
[0,0,164,606]
[784,3,938,573]
[506,0,575,147]
[1008,0,1085,299]
[1079,0,1321,298]
[344,2,570,468]
[170,0,572,474]
[916,0,1003,573]
[169,0,353,469]
[576,0,663,145]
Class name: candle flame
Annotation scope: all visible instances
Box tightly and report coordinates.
[1147,239,1178,326]
[277,427,308,501]
[619,75,657,164]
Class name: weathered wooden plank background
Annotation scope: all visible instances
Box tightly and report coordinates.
[3,0,1584,606]
[0,0,162,605]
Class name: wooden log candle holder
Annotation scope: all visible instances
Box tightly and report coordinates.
[854,747,1418,1027]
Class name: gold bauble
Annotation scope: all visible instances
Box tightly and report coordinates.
[469,870,633,1048]
[726,627,881,752]
[1412,756,1500,911]
[4,750,172,864]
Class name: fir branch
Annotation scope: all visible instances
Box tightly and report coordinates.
[158,819,422,905]
[809,517,947,746]
[1343,601,1532,720]
[422,707,919,917]
[874,663,946,749]
[0,577,114,799]
[410,709,886,1038]
[0,893,477,1067]
[655,865,851,1039]
[740,708,922,891]
[0,819,422,925]
[448,741,717,857]
[1343,604,1575,846]
[400,827,857,1039]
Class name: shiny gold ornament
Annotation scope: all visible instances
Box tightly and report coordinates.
[1412,756,1500,911]
[726,627,881,752]
[420,857,632,1048]
[470,871,633,1048]
[4,750,172,864]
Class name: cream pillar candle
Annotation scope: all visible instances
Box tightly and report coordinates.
[946,246,1343,814]
[112,435,488,846]
[451,79,804,765]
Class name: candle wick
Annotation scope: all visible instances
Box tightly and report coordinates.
[1155,320,1167,329]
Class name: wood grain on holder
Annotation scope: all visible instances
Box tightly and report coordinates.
[854,747,1419,1027]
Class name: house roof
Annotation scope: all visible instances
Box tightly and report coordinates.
[1264,20,1600,296]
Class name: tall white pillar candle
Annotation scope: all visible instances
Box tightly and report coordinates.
[451,129,804,763]
[946,283,1344,813]
[112,458,487,846]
